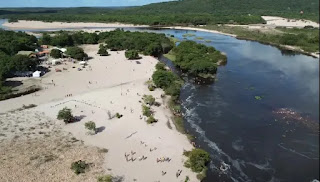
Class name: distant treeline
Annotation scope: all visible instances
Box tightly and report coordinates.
[0,0,318,25]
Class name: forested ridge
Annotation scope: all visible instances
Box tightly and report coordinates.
[0,0,318,25]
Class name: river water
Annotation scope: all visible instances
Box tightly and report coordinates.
[1,20,319,182]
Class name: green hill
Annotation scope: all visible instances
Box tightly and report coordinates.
[0,0,318,25]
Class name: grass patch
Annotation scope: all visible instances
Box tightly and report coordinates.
[71,160,88,175]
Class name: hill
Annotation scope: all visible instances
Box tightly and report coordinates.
[0,0,318,25]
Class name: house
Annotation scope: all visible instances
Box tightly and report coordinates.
[32,71,42,78]
[17,51,37,58]
[41,45,49,49]
[37,50,50,57]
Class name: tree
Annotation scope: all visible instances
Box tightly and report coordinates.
[65,46,88,60]
[10,55,39,72]
[39,33,52,45]
[184,148,210,173]
[50,49,62,58]
[125,50,139,60]
[57,107,74,124]
[97,44,109,56]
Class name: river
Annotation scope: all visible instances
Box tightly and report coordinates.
[1,20,319,182]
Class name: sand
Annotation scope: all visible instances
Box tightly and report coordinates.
[261,16,319,28]
[0,44,198,181]
[3,20,148,30]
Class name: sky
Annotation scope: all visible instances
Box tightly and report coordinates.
[0,0,173,8]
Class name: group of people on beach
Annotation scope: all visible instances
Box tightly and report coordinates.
[156,157,171,163]
[125,151,147,162]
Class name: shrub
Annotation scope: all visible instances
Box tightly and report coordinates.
[142,95,156,106]
[155,62,166,70]
[152,70,178,89]
[50,49,62,58]
[148,84,156,91]
[115,113,123,118]
[147,115,157,124]
[98,44,109,56]
[142,104,152,117]
[125,50,139,60]
[85,121,96,134]
[184,148,210,173]
[71,160,88,174]
[57,107,74,124]
[97,175,113,182]
[196,167,208,181]
[66,46,88,60]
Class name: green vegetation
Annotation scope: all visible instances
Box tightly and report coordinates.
[71,160,88,175]
[125,50,139,60]
[142,95,156,106]
[65,46,88,60]
[39,31,99,46]
[0,30,39,95]
[1,0,318,25]
[50,49,62,58]
[97,175,113,182]
[101,29,173,57]
[57,107,74,124]
[115,113,123,119]
[142,104,152,117]
[184,148,210,179]
[147,115,157,124]
[97,44,109,56]
[205,25,319,53]
[169,41,226,81]
[85,121,96,134]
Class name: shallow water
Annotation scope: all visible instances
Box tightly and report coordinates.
[1,20,319,182]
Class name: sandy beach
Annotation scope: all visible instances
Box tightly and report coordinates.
[0,44,198,181]
[261,16,319,28]
[3,20,148,30]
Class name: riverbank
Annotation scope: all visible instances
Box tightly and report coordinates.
[2,20,318,58]
[163,26,319,58]
[2,20,148,30]
[0,44,198,181]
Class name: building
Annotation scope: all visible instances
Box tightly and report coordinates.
[32,71,42,78]
[17,51,37,58]
[37,50,50,57]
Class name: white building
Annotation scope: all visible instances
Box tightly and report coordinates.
[32,71,42,78]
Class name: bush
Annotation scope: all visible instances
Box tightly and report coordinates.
[196,167,208,181]
[97,175,113,182]
[98,44,109,56]
[65,46,88,60]
[147,115,157,124]
[125,50,139,60]
[184,148,210,173]
[71,160,88,174]
[115,113,123,118]
[148,84,156,91]
[152,70,178,89]
[50,49,62,58]
[85,121,96,134]
[57,107,74,124]
[155,62,166,70]
[142,104,152,117]
[143,95,156,106]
